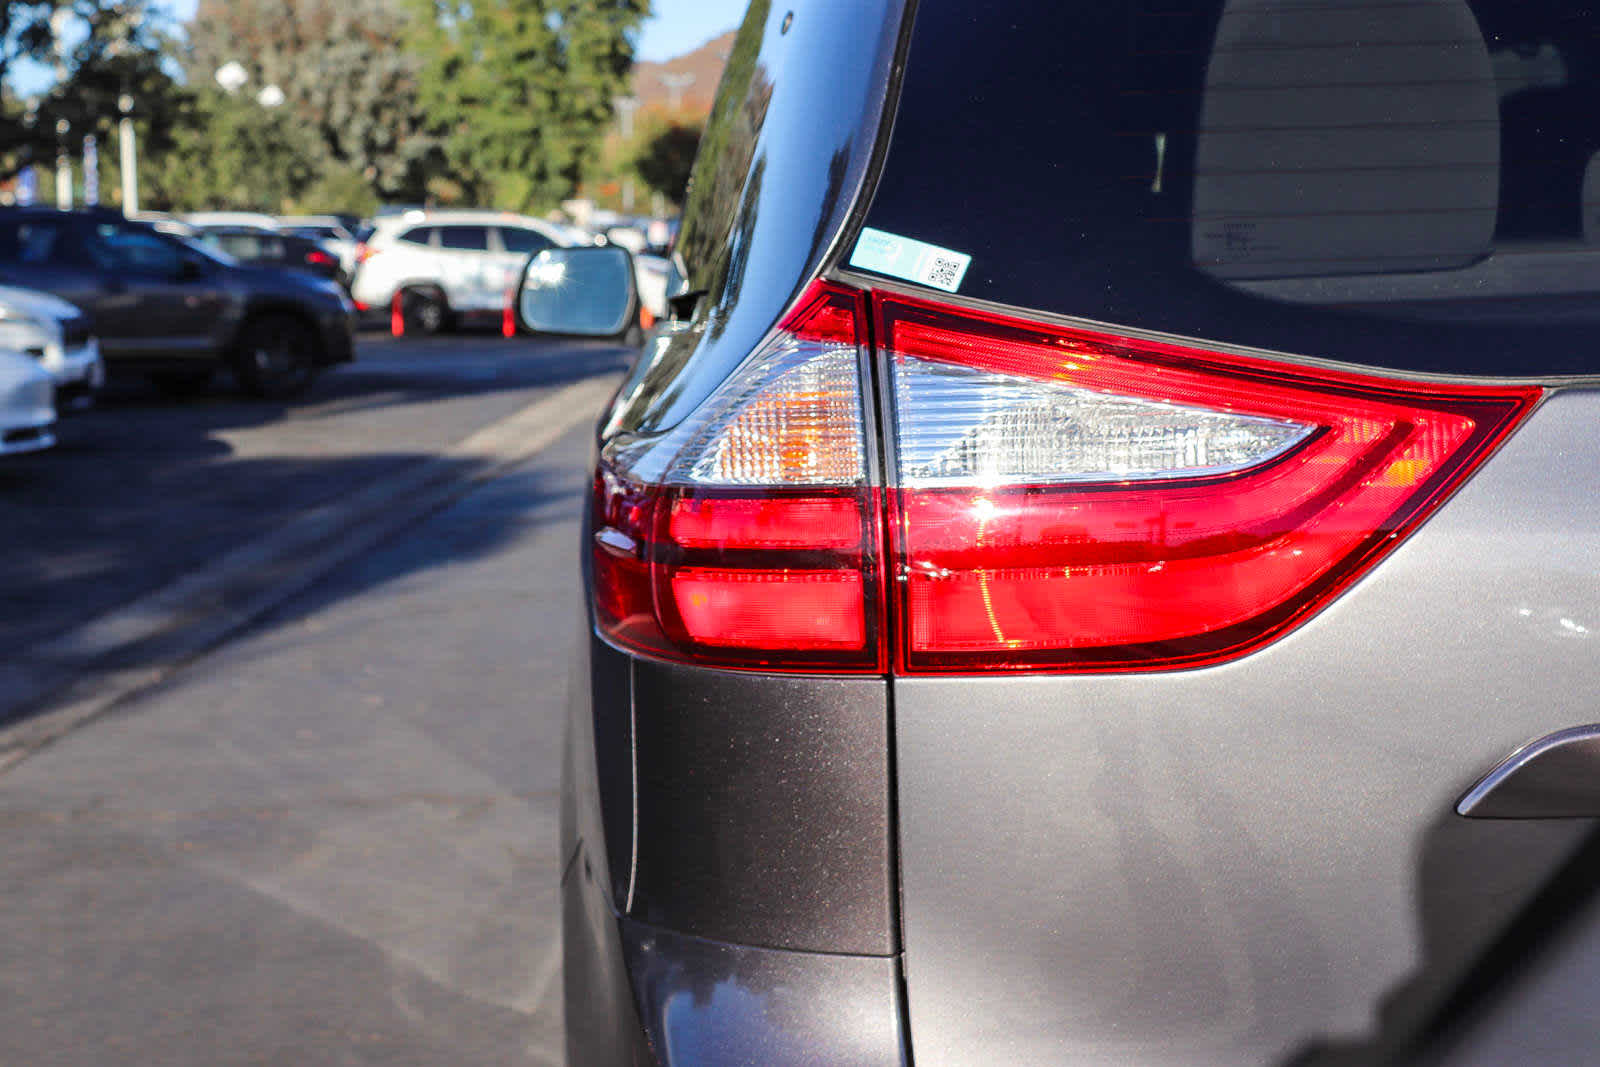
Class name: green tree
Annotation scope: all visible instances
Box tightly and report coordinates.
[0,0,57,115]
[1,0,184,185]
[409,0,648,211]
[183,0,437,204]
[632,119,699,207]
[143,87,320,211]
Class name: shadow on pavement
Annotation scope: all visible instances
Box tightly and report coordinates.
[0,337,627,714]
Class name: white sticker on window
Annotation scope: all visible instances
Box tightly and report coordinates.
[850,227,972,293]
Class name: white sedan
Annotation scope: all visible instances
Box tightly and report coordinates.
[0,285,104,411]
[0,349,55,456]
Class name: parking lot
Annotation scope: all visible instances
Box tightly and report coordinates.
[0,330,626,689]
[0,331,624,1065]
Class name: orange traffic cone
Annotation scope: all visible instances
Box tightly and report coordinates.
[390,290,405,337]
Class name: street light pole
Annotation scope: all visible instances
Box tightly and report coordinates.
[118,94,139,217]
[659,73,696,111]
[613,96,641,213]
[614,95,640,141]
[55,119,72,211]
[51,8,73,210]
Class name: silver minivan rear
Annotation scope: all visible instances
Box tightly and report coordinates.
[563,1,1600,1062]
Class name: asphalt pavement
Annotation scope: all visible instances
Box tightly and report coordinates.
[0,331,627,654]
[0,332,621,1063]
[0,332,626,716]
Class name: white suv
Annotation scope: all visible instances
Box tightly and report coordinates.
[350,211,577,333]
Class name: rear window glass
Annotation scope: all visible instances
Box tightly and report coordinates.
[204,233,284,260]
[438,226,490,251]
[91,225,183,277]
[499,227,553,255]
[0,220,82,266]
[396,226,435,247]
[860,0,1600,377]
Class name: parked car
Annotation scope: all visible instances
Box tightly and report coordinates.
[349,210,575,333]
[0,284,104,410]
[0,208,356,398]
[0,348,55,455]
[277,215,362,280]
[550,1,1600,1064]
[190,225,345,285]
[130,211,198,239]
[181,211,281,231]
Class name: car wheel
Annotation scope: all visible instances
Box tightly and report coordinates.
[233,314,320,399]
[402,288,449,335]
[148,369,215,398]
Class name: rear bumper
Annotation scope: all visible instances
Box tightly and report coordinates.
[561,625,906,1064]
[562,848,907,1066]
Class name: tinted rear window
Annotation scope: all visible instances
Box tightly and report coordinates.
[90,224,184,277]
[206,232,285,260]
[0,218,89,267]
[499,227,553,255]
[858,0,1600,377]
[397,226,435,247]
[438,226,490,251]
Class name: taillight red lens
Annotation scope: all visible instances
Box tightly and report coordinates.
[879,293,1540,673]
[590,281,1539,675]
[668,495,863,550]
[306,249,336,267]
[669,569,866,650]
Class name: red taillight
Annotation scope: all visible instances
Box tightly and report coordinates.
[591,281,1539,675]
[670,569,866,650]
[355,243,373,264]
[590,284,886,672]
[306,249,336,267]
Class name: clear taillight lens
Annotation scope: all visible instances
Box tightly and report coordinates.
[879,293,1540,673]
[894,356,1313,485]
[591,283,885,671]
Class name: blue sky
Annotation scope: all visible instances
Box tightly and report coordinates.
[164,0,743,61]
[9,0,748,94]
[632,0,748,61]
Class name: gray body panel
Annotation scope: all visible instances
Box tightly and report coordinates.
[894,389,1600,1064]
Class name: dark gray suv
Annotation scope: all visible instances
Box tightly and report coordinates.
[0,208,356,398]
[562,1,1600,1063]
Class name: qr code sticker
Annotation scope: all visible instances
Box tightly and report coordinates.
[918,250,970,293]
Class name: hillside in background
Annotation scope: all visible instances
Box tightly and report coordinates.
[631,30,735,115]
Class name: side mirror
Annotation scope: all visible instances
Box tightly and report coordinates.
[516,246,638,338]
